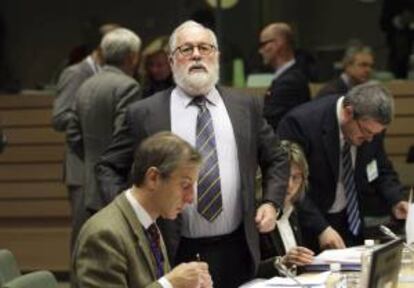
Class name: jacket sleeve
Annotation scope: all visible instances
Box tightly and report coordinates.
[52,67,84,132]
[255,95,290,209]
[96,108,138,205]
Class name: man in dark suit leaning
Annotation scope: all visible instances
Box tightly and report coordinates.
[67,28,141,219]
[258,22,310,131]
[73,132,212,288]
[316,45,374,98]
[96,20,289,288]
[51,23,119,251]
[278,81,408,252]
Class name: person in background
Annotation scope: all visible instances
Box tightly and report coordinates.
[51,22,119,252]
[73,132,212,288]
[258,140,314,278]
[258,22,310,132]
[139,36,174,98]
[316,45,374,98]
[381,0,414,79]
[66,28,142,220]
[278,81,409,253]
[96,20,289,288]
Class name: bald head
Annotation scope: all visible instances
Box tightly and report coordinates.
[259,22,295,68]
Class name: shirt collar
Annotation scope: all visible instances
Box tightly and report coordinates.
[274,59,296,80]
[174,86,220,108]
[125,188,155,230]
[336,96,346,147]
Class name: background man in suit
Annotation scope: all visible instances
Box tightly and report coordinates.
[73,132,212,288]
[67,28,141,219]
[51,23,119,251]
[258,22,310,131]
[278,81,408,252]
[96,20,289,288]
[317,45,374,98]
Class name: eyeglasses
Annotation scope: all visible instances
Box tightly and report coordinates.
[355,119,375,138]
[173,43,217,57]
[259,38,275,48]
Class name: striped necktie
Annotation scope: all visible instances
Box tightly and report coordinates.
[146,224,164,278]
[342,142,362,236]
[192,96,223,222]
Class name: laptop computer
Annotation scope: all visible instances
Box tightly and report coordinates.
[368,239,404,288]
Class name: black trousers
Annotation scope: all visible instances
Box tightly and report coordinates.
[175,225,253,288]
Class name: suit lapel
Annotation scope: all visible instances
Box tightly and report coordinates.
[322,103,340,182]
[146,89,172,133]
[116,194,163,279]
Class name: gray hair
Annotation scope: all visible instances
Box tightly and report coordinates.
[343,81,394,125]
[168,20,218,54]
[101,28,141,66]
[131,132,202,186]
[342,45,373,67]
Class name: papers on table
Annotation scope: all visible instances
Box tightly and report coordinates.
[303,246,363,272]
[239,271,331,288]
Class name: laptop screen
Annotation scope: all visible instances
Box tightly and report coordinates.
[368,239,404,288]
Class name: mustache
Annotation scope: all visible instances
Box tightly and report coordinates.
[188,62,208,72]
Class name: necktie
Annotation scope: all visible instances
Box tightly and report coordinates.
[192,96,223,222]
[342,142,362,236]
[146,224,164,278]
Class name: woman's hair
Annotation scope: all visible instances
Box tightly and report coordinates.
[280,140,309,203]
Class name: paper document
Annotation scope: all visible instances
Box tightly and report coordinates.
[239,271,330,287]
[312,246,364,264]
[406,188,414,244]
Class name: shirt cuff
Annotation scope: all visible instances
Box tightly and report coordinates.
[158,276,173,288]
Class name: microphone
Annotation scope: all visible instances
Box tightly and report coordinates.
[273,257,306,288]
[379,225,414,253]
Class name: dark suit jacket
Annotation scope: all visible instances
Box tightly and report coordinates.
[52,58,95,186]
[316,77,349,98]
[277,95,405,244]
[96,87,289,275]
[73,192,170,288]
[67,65,141,212]
[258,210,302,278]
[263,63,310,131]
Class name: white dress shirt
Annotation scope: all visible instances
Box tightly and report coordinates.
[170,86,242,237]
[328,96,357,213]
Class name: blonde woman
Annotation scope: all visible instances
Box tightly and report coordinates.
[259,140,314,277]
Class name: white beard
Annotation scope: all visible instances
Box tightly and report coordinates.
[173,61,219,96]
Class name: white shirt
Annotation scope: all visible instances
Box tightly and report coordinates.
[126,189,172,288]
[328,97,357,213]
[276,205,297,253]
[170,86,242,237]
[273,59,296,81]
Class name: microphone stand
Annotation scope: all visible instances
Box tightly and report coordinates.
[379,225,414,253]
[273,258,306,288]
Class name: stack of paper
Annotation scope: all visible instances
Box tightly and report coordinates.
[239,271,331,287]
[304,246,363,271]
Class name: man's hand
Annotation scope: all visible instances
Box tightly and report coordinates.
[318,226,346,250]
[283,246,315,267]
[392,201,409,219]
[255,203,278,233]
[165,262,212,288]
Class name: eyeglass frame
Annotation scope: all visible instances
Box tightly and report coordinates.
[258,38,275,49]
[355,118,376,138]
[172,43,217,57]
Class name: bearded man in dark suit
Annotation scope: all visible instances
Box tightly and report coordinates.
[96,20,289,288]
